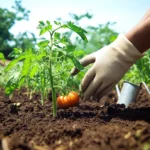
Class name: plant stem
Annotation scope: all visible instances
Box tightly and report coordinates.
[52,25,64,34]
[40,73,44,105]
[48,31,57,117]
[49,62,57,116]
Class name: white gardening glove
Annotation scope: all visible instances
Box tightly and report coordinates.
[71,34,144,100]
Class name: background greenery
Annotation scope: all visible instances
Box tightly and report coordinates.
[0,0,149,97]
[0,0,36,58]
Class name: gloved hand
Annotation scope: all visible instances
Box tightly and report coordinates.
[71,34,144,100]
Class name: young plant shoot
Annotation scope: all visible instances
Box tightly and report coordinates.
[4,20,88,117]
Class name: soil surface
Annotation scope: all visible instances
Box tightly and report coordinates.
[0,86,150,150]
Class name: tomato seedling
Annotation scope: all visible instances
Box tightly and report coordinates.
[4,20,87,117]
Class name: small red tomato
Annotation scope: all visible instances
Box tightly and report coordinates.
[57,91,79,109]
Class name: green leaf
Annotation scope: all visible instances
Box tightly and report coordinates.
[5,78,18,96]
[66,55,84,70]
[65,22,88,42]
[37,21,45,29]
[60,36,70,44]
[39,21,45,26]
[0,52,5,61]
[18,76,25,88]
[38,40,49,47]
[14,48,22,53]
[54,21,61,26]
[67,21,87,33]
[54,32,61,40]
[30,64,39,78]
[39,25,52,35]
[35,52,46,61]
[21,57,31,77]
[76,32,88,42]
[110,35,117,42]
[55,49,66,55]
[8,48,22,58]
[4,54,26,72]
[66,45,76,52]
[54,44,62,49]
[46,20,50,25]
[73,50,85,57]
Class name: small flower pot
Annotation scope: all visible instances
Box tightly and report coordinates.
[117,81,140,108]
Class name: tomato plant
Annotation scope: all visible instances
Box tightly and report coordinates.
[57,91,79,109]
[3,20,87,117]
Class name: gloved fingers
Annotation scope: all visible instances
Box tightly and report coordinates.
[97,84,115,100]
[83,76,102,100]
[81,67,96,93]
[93,82,114,100]
[70,53,95,76]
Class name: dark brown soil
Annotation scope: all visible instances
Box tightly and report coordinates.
[0,86,150,150]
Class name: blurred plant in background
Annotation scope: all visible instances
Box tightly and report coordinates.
[0,0,36,59]
[122,50,150,86]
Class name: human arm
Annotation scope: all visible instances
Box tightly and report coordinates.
[126,16,150,53]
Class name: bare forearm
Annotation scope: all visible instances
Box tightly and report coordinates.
[126,10,150,53]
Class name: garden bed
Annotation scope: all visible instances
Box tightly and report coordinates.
[0,87,150,150]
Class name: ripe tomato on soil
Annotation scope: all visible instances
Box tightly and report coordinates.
[57,91,79,109]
